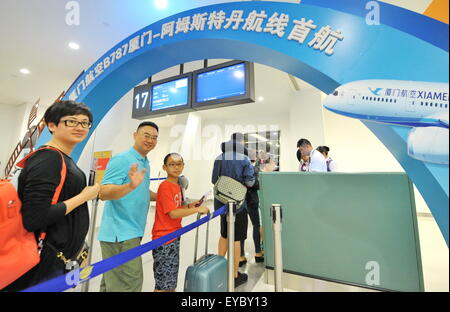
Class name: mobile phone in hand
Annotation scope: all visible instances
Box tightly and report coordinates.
[88,170,96,186]
[195,196,205,207]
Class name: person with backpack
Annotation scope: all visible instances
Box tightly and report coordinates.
[3,100,100,291]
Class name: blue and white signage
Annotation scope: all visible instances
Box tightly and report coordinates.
[37,1,448,244]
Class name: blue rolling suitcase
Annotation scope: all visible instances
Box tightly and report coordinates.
[184,214,228,292]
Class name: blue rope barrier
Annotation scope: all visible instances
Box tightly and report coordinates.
[22,205,226,292]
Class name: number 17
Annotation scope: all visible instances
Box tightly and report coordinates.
[135,92,149,109]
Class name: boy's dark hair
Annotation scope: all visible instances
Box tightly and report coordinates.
[163,153,183,165]
[231,132,244,142]
[137,121,159,132]
[44,100,93,134]
[297,138,311,148]
[317,146,330,155]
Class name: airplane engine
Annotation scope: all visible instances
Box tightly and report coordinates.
[407,127,449,164]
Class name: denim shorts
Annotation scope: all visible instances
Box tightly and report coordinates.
[152,238,180,290]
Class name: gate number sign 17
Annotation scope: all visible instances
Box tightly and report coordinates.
[135,92,149,109]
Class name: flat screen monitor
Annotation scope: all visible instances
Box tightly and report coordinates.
[132,73,193,119]
[151,75,189,111]
[192,60,254,110]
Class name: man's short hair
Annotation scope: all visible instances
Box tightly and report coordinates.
[44,100,93,134]
[231,132,244,142]
[137,121,159,133]
[297,138,311,148]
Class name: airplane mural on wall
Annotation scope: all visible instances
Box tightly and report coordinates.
[324,80,449,165]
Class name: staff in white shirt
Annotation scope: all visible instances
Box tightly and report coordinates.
[297,138,327,172]
[296,149,309,172]
[317,146,337,172]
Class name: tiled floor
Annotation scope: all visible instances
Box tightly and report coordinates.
[415,216,449,292]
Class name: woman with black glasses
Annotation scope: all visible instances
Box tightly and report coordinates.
[4,100,100,291]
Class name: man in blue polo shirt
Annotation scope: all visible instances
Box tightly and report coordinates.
[98,121,159,292]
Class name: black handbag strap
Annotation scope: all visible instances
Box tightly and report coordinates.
[218,154,223,176]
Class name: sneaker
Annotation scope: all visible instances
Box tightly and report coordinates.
[234,272,248,288]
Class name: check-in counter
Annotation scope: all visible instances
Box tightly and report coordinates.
[258,172,424,292]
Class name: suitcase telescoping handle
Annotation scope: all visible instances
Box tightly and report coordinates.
[193,212,211,264]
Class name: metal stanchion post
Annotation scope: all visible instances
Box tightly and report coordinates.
[81,197,99,292]
[271,204,283,292]
[227,201,236,292]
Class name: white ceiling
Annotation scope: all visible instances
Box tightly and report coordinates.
[0,0,432,110]
[0,0,241,108]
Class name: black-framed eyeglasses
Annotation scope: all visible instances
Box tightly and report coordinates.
[166,163,185,168]
[140,132,158,141]
[60,119,92,129]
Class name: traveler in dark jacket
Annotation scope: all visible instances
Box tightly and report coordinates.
[239,149,264,267]
[211,133,254,288]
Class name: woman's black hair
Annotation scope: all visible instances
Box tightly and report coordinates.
[317,146,330,155]
[44,100,93,134]
[296,149,302,162]
[163,153,183,165]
